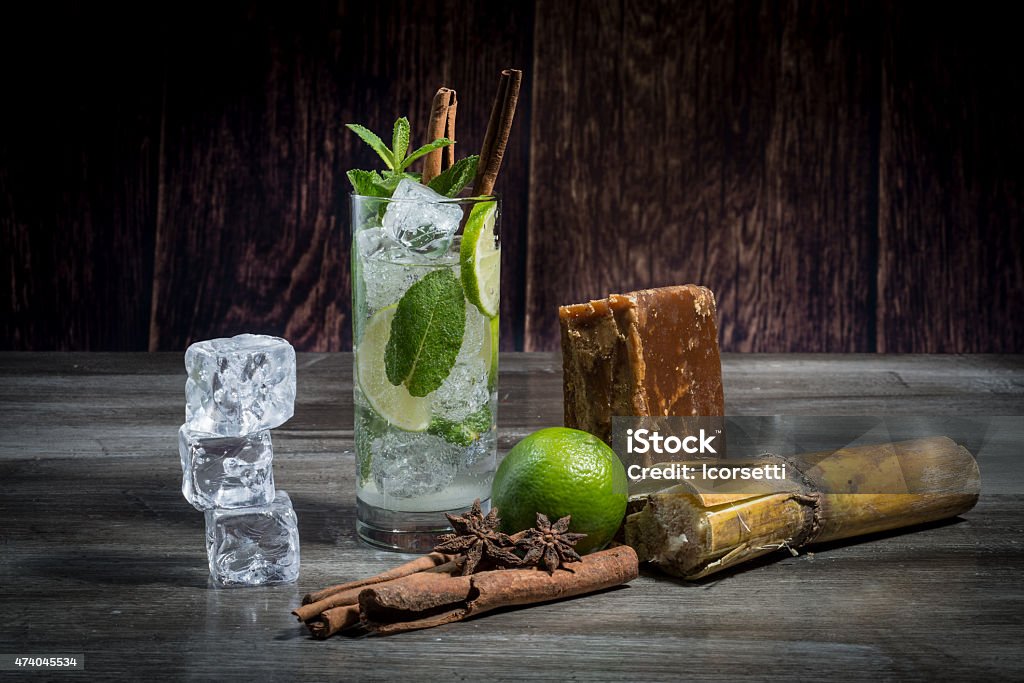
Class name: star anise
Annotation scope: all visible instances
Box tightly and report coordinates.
[433,499,521,575]
[515,513,587,573]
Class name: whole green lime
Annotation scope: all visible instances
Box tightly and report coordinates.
[491,427,628,554]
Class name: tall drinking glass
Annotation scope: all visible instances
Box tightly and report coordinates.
[351,191,500,551]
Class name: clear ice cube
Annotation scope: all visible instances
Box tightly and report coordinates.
[355,225,388,260]
[382,179,463,257]
[359,244,426,312]
[430,361,490,422]
[430,306,490,421]
[460,429,497,469]
[355,225,409,262]
[185,334,296,436]
[178,425,275,511]
[205,490,300,587]
[457,304,487,362]
[370,432,458,498]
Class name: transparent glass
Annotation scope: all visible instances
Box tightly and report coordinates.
[350,192,500,551]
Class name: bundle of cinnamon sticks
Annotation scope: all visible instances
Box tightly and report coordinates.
[294,546,638,638]
[420,68,522,195]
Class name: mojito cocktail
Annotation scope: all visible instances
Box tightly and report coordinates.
[352,182,499,551]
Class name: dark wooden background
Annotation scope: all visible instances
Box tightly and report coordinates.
[1,1,1020,353]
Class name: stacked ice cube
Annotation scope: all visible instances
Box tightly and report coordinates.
[178,333,300,587]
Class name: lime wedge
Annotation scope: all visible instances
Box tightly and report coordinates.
[460,201,500,318]
[357,306,431,431]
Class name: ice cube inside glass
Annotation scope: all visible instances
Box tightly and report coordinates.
[185,333,296,436]
[382,179,464,257]
[351,191,500,552]
[178,425,275,511]
[205,490,300,587]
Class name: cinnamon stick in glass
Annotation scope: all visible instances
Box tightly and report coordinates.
[422,87,456,184]
[473,68,522,196]
[445,94,457,168]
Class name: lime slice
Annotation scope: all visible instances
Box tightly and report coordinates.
[460,201,500,318]
[357,306,431,431]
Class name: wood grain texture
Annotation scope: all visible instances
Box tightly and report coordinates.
[2,2,1023,354]
[0,352,1022,679]
[877,3,1024,352]
[0,5,160,350]
[148,0,532,352]
[525,0,879,352]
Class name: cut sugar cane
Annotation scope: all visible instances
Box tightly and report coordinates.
[625,436,981,580]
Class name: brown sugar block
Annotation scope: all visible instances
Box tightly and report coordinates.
[559,285,724,443]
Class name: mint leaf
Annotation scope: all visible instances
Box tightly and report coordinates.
[427,155,479,197]
[377,170,422,194]
[385,269,465,397]
[399,138,453,171]
[346,117,474,197]
[428,404,493,446]
[392,117,410,165]
[347,169,389,197]
[346,123,395,170]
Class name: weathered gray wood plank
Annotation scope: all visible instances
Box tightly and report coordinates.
[1,352,1022,680]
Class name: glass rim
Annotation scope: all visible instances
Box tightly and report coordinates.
[349,192,500,205]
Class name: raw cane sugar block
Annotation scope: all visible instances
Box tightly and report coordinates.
[559,285,725,444]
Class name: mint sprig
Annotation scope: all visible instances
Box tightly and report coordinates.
[346,169,389,198]
[346,124,397,169]
[428,155,479,198]
[400,138,453,169]
[392,117,410,164]
[346,118,476,197]
[345,119,448,173]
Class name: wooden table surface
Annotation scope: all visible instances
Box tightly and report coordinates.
[1,353,1022,680]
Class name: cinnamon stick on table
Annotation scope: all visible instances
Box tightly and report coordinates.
[300,552,452,605]
[306,604,361,640]
[295,546,638,639]
[361,546,638,636]
[422,87,457,184]
[293,557,459,622]
[473,68,522,196]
